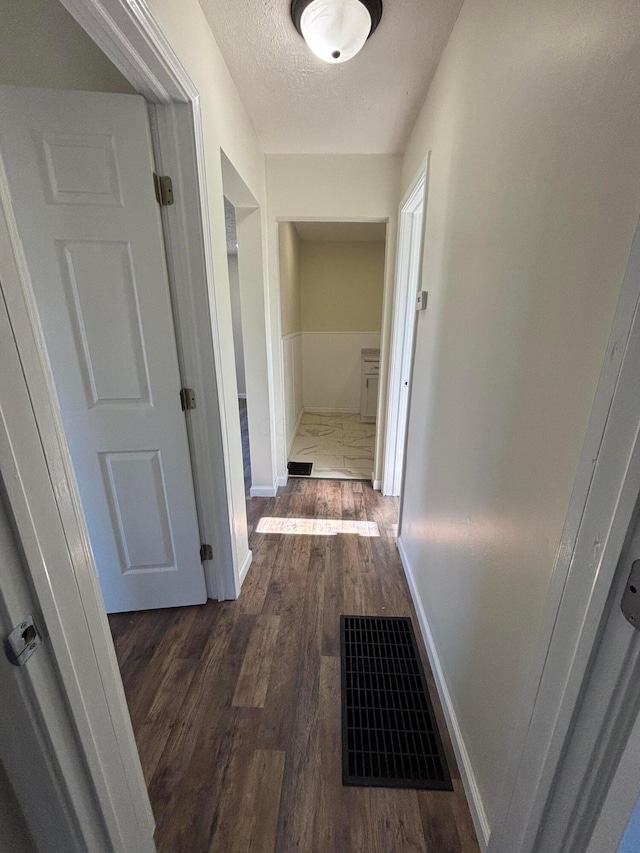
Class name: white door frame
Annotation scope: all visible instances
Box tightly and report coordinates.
[487,219,640,853]
[58,0,249,601]
[272,214,391,487]
[382,155,429,496]
[0,176,155,849]
[221,154,277,498]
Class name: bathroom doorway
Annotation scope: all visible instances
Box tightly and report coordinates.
[279,221,386,481]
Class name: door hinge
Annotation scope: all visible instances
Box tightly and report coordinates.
[153,173,174,206]
[200,543,213,562]
[180,388,196,411]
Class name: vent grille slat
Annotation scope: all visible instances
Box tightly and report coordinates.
[341,615,452,790]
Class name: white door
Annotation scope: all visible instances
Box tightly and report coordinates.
[383,167,425,497]
[0,86,207,613]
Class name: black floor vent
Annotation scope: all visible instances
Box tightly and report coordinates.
[341,615,452,790]
[287,461,313,476]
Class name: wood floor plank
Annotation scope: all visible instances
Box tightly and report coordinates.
[367,787,427,853]
[148,609,253,820]
[419,792,463,853]
[109,479,481,853]
[261,528,311,616]
[133,658,198,785]
[312,655,352,851]
[232,614,281,708]
[209,747,286,853]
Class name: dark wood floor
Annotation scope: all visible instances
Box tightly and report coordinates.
[109,479,480,853]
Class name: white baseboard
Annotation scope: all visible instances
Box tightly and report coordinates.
[238,549,252,586]
[249,484,278,497]
[303,407,360,414]
[372,479,382,490]
[250,473,288,497]
[397,537,491,851]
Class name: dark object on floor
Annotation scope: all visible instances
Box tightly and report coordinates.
[287,461,313,476]
[341,614,452,790]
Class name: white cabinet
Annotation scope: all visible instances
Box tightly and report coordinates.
[360,349,380,423]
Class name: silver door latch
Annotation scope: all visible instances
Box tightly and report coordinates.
[4,615,42,666]
[621,560,640,629]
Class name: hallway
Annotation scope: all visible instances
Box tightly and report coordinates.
[108,479,480,852]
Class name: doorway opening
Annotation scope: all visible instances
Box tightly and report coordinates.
[221,153,276,500]
[278,220,387,482]
[383,159,428,498]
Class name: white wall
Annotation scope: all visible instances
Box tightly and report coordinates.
[398,0,640,839]
[227,254,246,396]
[266,155,402,484]
[282,332,303,452]
[0,0,134,93]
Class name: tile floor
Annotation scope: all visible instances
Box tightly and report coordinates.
[289,411,375,480]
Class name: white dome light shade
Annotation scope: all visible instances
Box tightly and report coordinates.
[300,0,372,64]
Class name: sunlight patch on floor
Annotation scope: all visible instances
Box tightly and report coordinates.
[256,517,380,537]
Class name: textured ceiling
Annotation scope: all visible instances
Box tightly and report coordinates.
[294,221,386,241]
[198,0,463,154]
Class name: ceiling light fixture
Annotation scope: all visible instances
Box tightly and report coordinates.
[291,0,383,64]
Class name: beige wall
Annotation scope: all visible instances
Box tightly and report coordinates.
[279,222,302,337]
[300,241,385,332]
[0,0,134,93]
[399,0,640,836]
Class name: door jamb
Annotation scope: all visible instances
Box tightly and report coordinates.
[148,104,236,599]
[382,154,429,497]
[488,219,640,852]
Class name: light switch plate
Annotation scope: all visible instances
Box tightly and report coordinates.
[416,291,428,311]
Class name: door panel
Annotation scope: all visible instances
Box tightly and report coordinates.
[60,240,152,406]
[0,86,206,612]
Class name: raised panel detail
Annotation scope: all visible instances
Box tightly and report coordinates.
[101,450,176,573]
[59,241,151,407]
[41,133,122,206]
